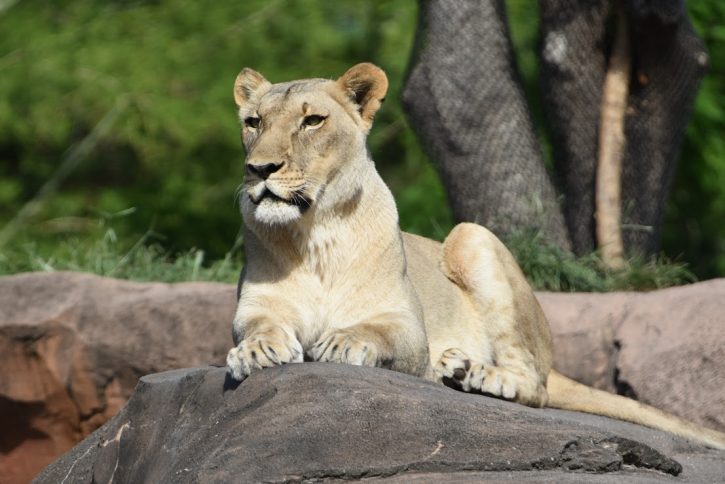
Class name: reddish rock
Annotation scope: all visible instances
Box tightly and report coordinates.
[539,279,725,433]
[0,272,236,484]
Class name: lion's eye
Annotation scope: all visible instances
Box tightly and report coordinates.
[302,115,326,128]
[244,117,261,129]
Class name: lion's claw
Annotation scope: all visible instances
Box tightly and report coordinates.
[226,327,303,381]
[310,331,379,367]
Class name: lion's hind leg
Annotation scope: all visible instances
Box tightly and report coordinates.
[434,347,546,406]
[434,347,471,388]
[438,223,553,408]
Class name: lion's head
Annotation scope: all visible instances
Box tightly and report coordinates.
[233,63,388,227]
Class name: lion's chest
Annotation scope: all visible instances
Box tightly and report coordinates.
[282,267,403,349]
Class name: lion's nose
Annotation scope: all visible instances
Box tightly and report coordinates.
[246,161,283,179]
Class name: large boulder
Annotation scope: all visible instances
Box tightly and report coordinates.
[35,364,725,483]
[0,272,236,484]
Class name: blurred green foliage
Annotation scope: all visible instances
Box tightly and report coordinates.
[0,0,449,258]
[0,0,722,281]
[664,1,725,278]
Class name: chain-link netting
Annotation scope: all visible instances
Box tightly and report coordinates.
[539,0,610,254]
[620,2,707,254]
[403,0,571,250]
[404,0,706,256]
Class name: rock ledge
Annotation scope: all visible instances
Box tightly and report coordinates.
[36,364,725,483]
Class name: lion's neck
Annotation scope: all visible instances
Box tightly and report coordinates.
[248,164,403,284]
[303,171,401,281]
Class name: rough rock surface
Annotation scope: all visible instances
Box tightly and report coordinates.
[2,272,725,482]
[539,278,725,433]
[36,364,725,483]
[0,272,236,484]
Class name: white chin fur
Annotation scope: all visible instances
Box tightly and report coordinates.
[251,197,303,225]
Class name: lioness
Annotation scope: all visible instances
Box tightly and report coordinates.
[226,63,725,450]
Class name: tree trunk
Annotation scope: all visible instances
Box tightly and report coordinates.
[620,1,708,255]
[403,0,571,250]
[539,0,610,255]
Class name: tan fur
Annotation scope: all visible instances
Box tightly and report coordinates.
[226,64,725,450]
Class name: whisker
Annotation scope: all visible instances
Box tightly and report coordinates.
[291,189,311,208]
[233,183,246,207]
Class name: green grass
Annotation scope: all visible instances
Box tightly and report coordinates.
[0,222,695,291]
[0,227,242,284]
[505,229,696,292]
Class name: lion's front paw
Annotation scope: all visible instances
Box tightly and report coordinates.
[226,326,303,381]
[309,330,379,367]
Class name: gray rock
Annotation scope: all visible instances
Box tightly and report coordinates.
[35,364,725,483]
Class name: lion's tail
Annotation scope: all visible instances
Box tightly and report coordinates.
[546,370,725,450]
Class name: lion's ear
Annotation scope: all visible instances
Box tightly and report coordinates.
[336,63,388,130]
[234,68,271,108]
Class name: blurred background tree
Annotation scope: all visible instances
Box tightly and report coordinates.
[0,0,723,281]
